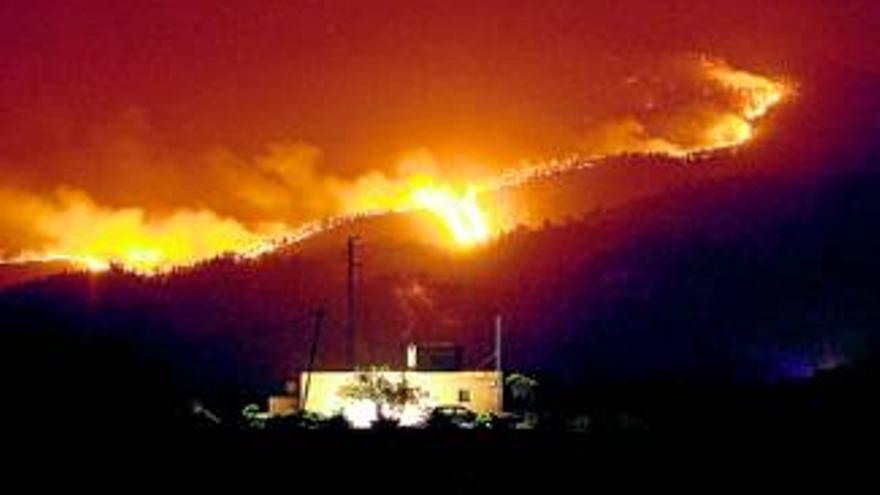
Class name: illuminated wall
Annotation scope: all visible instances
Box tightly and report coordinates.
[300,371,502,427]
[267,395,298,416]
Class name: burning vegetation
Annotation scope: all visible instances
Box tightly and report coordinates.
[0,57,788,274]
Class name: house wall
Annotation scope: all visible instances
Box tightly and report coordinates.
[300,370,502,419]
[267,395,298,416]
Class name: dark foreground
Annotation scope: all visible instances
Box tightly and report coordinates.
[6,421,875,492]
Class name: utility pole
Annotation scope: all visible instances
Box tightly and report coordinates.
[495,314,503,412]
[346,235,359,369]
[301,308,326,411]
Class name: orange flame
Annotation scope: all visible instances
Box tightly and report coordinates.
[4,190,284,274]
[2,58,789,274]
[702,58,788,121]
[410,185,489,246]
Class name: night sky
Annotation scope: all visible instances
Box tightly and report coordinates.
[1,1,876,216]
[2,2,880,445]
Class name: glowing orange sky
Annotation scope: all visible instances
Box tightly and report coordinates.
[1,1,874,171]
[0,0,874,269]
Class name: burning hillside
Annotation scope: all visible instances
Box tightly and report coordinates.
[0,57,787,275]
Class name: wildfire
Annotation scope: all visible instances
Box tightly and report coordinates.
[411,185,490,246]
[702,58,788,121]
[4,190,283,274]
[328,163,493,249]
[0,58,789,275]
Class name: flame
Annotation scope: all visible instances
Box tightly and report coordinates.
[4,190,283,274]
[687,58,788,152]
[1,58,789,274]
[410,184,489,246]
[704,113,754,149]
[702,58,788,121]
[331,157,492,248]
[578,57,789,157]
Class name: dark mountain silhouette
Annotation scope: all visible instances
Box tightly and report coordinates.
[1,61,879,433]
[0,260,78,291]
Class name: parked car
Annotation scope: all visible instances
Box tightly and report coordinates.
[474,412,523,430]
[425,405,478,429]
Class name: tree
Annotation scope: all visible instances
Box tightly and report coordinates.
[505,373,539,412]
[241,403,266,430]
[338,366,425,427]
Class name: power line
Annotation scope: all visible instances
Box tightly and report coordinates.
[301,308,326,411]
[346,235,360,368]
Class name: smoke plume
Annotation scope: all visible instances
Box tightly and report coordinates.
[0,56,787,272]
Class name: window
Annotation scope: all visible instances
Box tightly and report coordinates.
[458,389,471,403]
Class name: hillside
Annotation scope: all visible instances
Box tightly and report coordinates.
[1,62,879,427]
